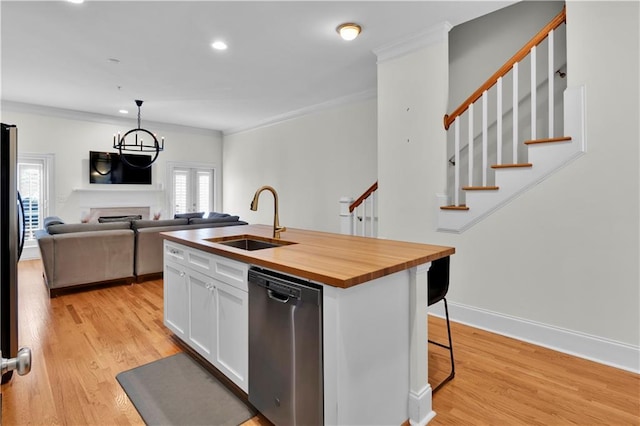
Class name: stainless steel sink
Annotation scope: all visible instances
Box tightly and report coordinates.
[209,236,296,251]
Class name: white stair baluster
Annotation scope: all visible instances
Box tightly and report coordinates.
[482,91,488,186]
[513,62,519,164]
[468,103,474,187]
[352,207,357,236]
[370,192,375,237]
[531,45,537,141]
[497,77,503,165]
[362,200,366,236]
[454,117,460,206]
[548,29,554,138]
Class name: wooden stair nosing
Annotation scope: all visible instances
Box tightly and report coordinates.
[524,136,572,145]
[491,163,533,169]
[440,205,470,211]
[462,186,499,191]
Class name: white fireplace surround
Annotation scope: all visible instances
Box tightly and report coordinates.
[73,187,165,223]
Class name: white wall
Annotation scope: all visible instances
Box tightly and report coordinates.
[377,40,449,243]
[378,0,639,364]
[2,104,223,222]
[222,98,377,233]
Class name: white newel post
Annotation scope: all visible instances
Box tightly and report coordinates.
[408,262,436,425]
[339,197,354,235]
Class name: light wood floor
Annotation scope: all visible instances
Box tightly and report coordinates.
[3,260,639,425]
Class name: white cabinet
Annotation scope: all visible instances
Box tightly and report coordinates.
[164,260,188,340]
[186,269,215,359]
[163,241,249,392]
[213,279,248,388]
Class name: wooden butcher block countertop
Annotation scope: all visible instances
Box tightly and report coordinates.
[162,224,455,288]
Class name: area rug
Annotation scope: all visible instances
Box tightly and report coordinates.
[116,352,256,426]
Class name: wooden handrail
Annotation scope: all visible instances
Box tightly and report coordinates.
[349,181,378,213]
[443,6,566,130]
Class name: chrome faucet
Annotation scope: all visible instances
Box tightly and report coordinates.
[250,185,286,239]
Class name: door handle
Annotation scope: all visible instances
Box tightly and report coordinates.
[1,347,32,377]
[267,289,290,304]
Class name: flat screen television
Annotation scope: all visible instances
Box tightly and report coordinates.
[89,151,152,185]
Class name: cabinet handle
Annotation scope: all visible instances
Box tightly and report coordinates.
[179,271,185,277]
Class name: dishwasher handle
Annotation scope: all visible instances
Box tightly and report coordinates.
[267,289,290,304]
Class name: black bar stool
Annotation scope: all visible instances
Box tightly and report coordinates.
[428,256,455,393]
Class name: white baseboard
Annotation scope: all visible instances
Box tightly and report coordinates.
[429,301,640,374]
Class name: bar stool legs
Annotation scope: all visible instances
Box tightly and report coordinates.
[429,298,455,393]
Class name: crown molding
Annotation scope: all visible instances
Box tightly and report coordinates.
[223,88,377,136]
[373,21,452,64]
[0,100,221,137]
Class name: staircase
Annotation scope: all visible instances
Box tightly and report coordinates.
[340,181,378,237]
[438,6,586,233]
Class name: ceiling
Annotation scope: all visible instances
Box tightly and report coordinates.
[1,1,514,134]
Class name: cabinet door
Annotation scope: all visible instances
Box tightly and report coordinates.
[164,260,188,339]
[213,279,249,392]
[186,269,215,359]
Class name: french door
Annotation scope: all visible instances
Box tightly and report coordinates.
[170,165,215,217]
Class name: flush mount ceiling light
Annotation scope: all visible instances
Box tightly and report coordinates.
[211,41,228,50]
[67,0,84,3]
[337,23,362,41]
[112,100,164,169]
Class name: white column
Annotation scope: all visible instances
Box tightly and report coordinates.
[339,197,354,235]
[408,262,435,426]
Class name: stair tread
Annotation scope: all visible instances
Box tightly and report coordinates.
[440,205,470,211]
[524,136,572,145]
[463,186,499,191]
[491,163,533,169]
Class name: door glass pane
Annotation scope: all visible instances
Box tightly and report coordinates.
[170,166,214,217]
[173,170,189,214]
[196,171,211,213]
[18,162,43,240]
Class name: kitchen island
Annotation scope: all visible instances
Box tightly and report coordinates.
[162,224,454,426]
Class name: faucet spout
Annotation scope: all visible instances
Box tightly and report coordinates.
[250,185,286,239]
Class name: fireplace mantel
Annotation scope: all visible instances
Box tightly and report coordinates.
[73,188,163,193]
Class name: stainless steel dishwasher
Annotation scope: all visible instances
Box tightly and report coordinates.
[248,267,323,426]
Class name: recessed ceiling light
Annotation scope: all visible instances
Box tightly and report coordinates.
[119,110,128,114]
[67,0,84,4]
[337,23,362,41]
[211,41,228,50]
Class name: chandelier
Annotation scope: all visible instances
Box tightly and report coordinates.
[112,100,164,169]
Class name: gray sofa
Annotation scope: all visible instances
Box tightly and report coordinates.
[35,215,247,296]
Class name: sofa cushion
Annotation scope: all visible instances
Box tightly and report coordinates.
[47,221,131,234]
[132,218,189,230]
[207,212,231,219]
[188,216,240,225]
[174,212,204,219]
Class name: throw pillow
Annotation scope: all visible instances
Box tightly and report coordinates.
[207,212,231,219]
[98,215,142,223]
[174,212,204,219]
[43,216,65,230]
